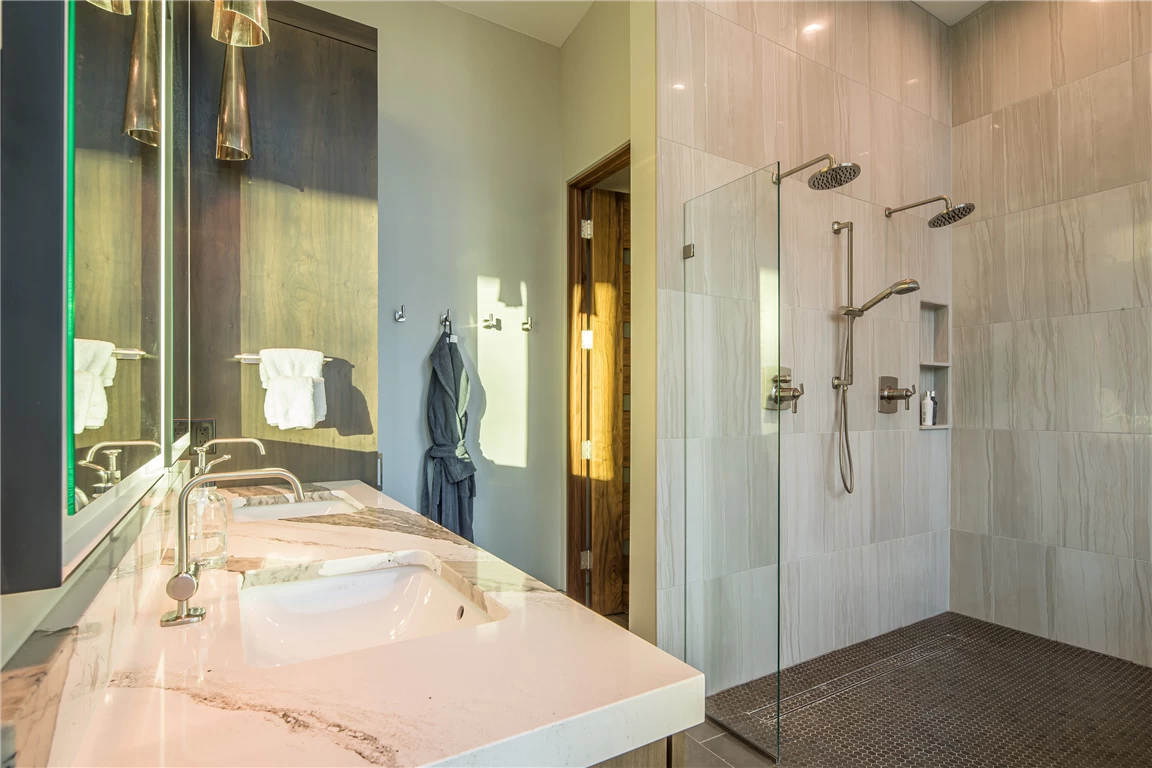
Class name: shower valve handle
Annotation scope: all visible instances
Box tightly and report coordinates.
[879,381,917,411]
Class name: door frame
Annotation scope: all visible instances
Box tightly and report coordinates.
[565,143,630,606]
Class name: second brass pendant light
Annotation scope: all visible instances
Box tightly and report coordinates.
[213,0,269,162]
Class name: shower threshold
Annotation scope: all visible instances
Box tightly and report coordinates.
[703,612,1152,767]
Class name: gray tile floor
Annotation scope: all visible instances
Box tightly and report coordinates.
[698,613,1152,768]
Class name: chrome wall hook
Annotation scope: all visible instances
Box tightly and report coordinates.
[394,305,407,323]
[483,314,501,330]
[522,317,533,332]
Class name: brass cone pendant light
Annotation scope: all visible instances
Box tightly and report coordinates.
[216,45,252,161]
[211,0,271,47]
[122,0,160,145]
[87,0,132,15]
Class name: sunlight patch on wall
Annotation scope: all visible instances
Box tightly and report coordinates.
[477,276,528,469]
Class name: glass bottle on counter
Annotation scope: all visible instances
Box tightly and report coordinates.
[190,449,231,569]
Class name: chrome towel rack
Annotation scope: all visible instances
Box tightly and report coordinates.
[233,353,332,365]
[111,347,148,360]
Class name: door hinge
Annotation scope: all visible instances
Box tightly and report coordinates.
[581,329,593,349]
[580,550,593,570]
[683,243,695,259]
[581,219,593,239]
[581,440,592,460]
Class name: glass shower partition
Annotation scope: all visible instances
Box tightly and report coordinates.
[682,163,782,759]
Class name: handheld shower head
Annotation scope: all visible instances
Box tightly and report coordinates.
[774,154,861,190]
[885,195,975,227]
[859,278,920,313]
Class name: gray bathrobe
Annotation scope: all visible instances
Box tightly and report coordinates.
[419,333,477,541]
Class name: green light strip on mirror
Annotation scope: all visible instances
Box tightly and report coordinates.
[66,0,77,515]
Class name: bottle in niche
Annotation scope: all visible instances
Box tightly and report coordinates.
[930,390,939,426]
[921,390,933,427]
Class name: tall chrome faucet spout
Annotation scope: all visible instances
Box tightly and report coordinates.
[160,468,303,627]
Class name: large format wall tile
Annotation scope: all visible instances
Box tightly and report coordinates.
[950,6,994,126]
[1055,57,1151,202]
[705,11,768,168]
[685,293,760,438]
[656,1,706,151]
[656,585,686,661]
[951,429,992,535]
[657,288,684,440]
[953,324,992,428]
[687,565,780,695]
[951,112,1005,222]
[1053,0,1136,87]
[657,438,685,590]
[989,0,1057,113]
[701,435,779,580]
[993,430,1149,560]
[950,528,992,620]
[1000,92,1059,215]
[989,535,1049,638]
[991,310,1152,433]
[867,0,903,101]
[952,218,998,327]
[1047,544,1152,666]
[685,172,758,301]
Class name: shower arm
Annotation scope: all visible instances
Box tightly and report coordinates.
[773,154,836,185]
[884,195,952,217]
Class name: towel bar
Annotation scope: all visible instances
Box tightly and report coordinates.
[112,348,148,360]
[233,353,333,365]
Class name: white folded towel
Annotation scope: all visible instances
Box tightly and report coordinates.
[258,348,327,430]
[73,339,117,433]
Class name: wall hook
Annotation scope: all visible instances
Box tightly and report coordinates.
[522,317,533,332]
[394,305,407,323]
[483,314,502,331]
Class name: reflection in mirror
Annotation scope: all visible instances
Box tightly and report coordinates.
[70,0,163,516]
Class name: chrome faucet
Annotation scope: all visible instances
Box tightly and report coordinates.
[193,437,266,475]
[161,467,303,627]
[79,440,161,493]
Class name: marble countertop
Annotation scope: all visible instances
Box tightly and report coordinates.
[72,481,703,767]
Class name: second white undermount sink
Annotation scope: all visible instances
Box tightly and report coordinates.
[238,551,507,668]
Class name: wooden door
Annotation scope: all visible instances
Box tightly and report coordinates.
[587,189,627,616]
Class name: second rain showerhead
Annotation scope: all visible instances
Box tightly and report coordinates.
[885,195,975,227]
[928,202,975,227]
[774,154,861,190]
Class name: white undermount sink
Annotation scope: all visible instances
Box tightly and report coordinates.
[238,551,508,668]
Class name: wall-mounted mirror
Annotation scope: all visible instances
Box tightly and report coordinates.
[1,1,182,593]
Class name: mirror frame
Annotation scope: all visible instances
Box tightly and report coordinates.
[1,0,70,594]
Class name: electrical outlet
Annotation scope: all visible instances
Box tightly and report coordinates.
[173,419,190,441]
[190,419,216,453]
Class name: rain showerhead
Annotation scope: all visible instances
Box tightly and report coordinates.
[928,202,975,227]
[808,162,861,190]
[859,278,920,313]
[885,195,975,227]
[774,154,861,190]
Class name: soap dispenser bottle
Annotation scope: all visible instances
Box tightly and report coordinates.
[921,390,933,427]
[189,447,231,569]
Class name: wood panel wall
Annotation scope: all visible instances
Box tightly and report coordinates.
[73,1,161,482]
[189,4,378,483]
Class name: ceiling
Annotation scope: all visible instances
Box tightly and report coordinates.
[914,1,988,26]
[439,1,594,47]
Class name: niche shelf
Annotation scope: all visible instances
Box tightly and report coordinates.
[918,301,950,430]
